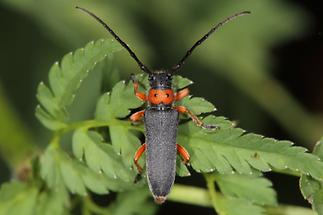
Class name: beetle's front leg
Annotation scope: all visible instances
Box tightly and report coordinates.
[175,88,190,101]
[131,73,147,101]
[174,106,218,130]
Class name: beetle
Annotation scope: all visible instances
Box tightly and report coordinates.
[76,6,250,204]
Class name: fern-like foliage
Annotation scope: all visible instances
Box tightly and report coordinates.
[1,38,323,215]
[300,137,323,215]
[36,39,121,130]
[95,80,144,166]
[215,174,277,206]
[0,181,67,215]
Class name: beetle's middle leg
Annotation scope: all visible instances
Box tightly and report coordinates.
[134,143,146,174]
[130,110,145,122]
[174,106,218,130]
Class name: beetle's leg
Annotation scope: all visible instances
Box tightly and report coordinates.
[131,73,147,101]
[130,110,145,122]
[175,106,218,130]
[134,143,146,174]
[175,88,190,101]
[177,144,190,164]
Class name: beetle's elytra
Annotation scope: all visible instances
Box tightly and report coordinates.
[77,6,250,204]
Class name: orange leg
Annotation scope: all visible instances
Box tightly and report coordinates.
[175,106,218,130]
[134,143,146,174]
[130,110,145,122]
[177,144,190,164]
[175,88,190,101]
[131,74,147,101]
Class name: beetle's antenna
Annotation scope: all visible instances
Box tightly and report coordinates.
[170,11,251,72]
[76,6,152,74]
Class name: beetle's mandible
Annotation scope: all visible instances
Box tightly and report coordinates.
[76,6,250,204]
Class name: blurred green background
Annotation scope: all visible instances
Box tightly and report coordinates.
[0,0,322,214]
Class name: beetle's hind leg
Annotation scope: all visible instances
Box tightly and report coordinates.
[133,143,146,183]
[174,106,218,130]
[177,144,190,165]
[134,143,146,174]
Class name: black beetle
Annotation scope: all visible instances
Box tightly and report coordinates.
[76,6,250,204]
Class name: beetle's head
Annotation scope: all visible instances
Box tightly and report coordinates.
[149,70,172,89]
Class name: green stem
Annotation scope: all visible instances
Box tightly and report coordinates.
[48,119,144,148]
[205,174,223,214]
[61,119,144,134]
[0,84,36,169]
[167,184,212,207]
[267,206,316,215]
[169,184,316,215]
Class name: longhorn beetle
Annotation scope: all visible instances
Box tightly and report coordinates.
[76,6,250,204]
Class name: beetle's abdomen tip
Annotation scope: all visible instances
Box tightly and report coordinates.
[154,195,167,204]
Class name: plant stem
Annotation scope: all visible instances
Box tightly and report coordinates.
[0,85,36,169]
[61,119,144,134]
[205,174,223,214]
[167,184,212,207]
[266,205,317,215]
[169,184,316,215]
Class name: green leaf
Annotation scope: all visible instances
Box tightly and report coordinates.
[215,174,277,206]
[95,79,144,166]
[109,188,157,215]
[40,144,123,195]
[176,157,191,177]
[72,129,135,182]
[94,75,323,183]
[207,175,265,215]
[36,39,122,130]
[177,115,323,181]
[215,196,265,215]
[0,181,38,215]
[95,80,143,122]
[0,181,68,215]
[172,75,194,90]
[109,126,142,167]
[35,189,68,215]
[177,96,216,115]
[300,137,323,215]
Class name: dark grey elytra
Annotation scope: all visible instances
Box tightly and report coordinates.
[144,109,179,203]
[76,6,250,203]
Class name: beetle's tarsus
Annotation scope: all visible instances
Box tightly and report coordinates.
[182,160,190,166]
[202,124,219,130]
